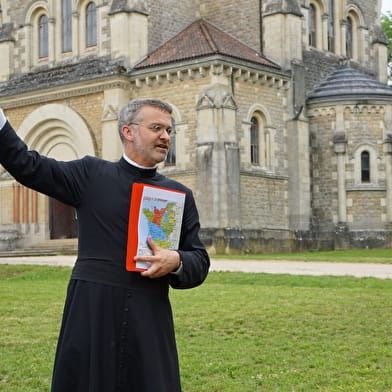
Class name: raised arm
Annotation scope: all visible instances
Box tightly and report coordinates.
[0,112,87,207]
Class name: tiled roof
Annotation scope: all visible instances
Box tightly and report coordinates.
[134,19,280,70]
[307,65,392,103]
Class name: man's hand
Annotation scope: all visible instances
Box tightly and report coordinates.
[135,236,181,279]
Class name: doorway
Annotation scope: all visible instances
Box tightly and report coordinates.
[49,198,77,239]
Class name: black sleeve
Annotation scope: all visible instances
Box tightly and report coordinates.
[169,189,210,289]
[0,121,89,207]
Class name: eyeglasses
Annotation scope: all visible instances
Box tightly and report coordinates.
[129,122,174,136]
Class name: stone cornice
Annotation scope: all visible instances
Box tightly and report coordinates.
[308,104,385,117]
[240,169,288,180]
[130,56,291,90]
[159,168,197,177]
[0,75,131,109]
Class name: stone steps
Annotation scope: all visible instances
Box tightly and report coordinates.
[0,238,77,257]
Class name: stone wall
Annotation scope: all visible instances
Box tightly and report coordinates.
[200,0,261,52]
[147,0,199,52]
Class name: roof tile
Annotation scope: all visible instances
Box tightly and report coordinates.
[134,19,279,70]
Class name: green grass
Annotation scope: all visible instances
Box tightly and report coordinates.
[1,264,392,391]
[213,248,392,263]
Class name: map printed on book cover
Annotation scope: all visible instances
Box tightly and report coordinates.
[126,183,186,272]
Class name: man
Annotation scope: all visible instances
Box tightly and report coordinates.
[0,98,210,391]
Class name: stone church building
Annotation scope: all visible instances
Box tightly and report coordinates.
[0,0,391,254]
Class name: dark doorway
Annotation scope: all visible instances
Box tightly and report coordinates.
[49,198,77,239]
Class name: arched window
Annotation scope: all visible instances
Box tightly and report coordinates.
[62,0,72,52]
[345,10,362,61]
[166,134,176,165]
[327,0,334,52]
[250,117,259,165]
[346,16,353,58]
[361,151,370,183]
[86,2,97,47]
[308,4,316,47]
[38,14,48,58]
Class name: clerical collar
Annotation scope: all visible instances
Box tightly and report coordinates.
[122,153,158,170]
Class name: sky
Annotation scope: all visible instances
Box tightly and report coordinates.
[383,0,392,13]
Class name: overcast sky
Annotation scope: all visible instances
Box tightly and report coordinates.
[383,0,392,13]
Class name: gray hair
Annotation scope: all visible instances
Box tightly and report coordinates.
[118,98,173,142]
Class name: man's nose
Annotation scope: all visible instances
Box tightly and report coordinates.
[160,129,171,139]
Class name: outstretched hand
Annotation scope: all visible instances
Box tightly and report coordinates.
[135,236,181,279]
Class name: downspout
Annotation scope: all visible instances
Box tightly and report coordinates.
[259,0,263,52]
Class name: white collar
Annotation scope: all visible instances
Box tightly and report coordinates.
[122,153,158,170]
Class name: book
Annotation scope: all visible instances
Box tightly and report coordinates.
[126,183,186,271]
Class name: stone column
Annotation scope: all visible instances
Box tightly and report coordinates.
[72,12,79,57]
[48,18,56,63]
[0,23,15,82]
[287,116,311,230]
[195,83,240,230]
[101,87,130,161]
[333,132,347,223]
[333,131,349,249]
[109,4,148,67]
[383,133,392,224]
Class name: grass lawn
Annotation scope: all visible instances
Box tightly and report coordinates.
[213,248,392,263]
[0,263,392,391]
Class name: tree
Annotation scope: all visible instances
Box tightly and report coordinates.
[381,11,392,82]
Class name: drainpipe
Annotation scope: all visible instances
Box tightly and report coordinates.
[259,0,263,52]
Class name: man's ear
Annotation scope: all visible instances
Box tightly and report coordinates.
[121,125,134,142]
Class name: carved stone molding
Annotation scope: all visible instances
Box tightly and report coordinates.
[131,59,290,90]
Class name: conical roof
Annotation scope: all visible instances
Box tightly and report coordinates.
[307,65,392,103]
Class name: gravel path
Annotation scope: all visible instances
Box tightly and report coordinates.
[0,255,391,279]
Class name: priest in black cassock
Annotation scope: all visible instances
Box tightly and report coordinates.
[0,98,210,392]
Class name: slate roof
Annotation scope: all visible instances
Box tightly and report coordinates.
[307,65,392,103]
[0,57,126,97]
[134,19,280,70]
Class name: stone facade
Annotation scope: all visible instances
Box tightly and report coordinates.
[0,0,390,253]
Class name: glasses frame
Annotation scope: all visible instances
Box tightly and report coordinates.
[129,122,174,136]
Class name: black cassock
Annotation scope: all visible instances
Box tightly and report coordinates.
[0,121,210,392]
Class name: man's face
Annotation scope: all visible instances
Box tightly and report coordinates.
[124,105,172,167]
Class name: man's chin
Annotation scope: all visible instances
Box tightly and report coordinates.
[154,151,168,164]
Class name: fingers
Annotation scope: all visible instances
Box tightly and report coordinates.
[137,248,180,279]
[141,263,164,278]
[146,235,158,252]
[133,236,181,278]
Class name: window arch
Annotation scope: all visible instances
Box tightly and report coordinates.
[361,151,370,183]
[352,144,378,186]
[308,4,316,47]
[245,105,274,170]
[86,2,97,47]
[346,16,353,58]
[327,0,334,52]
[345,9,363,61]
[166,134,176,166]
[166,117,176,166]
[62,0,72,52]
[38,14,48,58]
[250,117,260,165]
[25,3,51,68]
[249,112,271,168]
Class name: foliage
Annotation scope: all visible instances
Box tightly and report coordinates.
[381,11,392,82]
[1,265,392,391]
